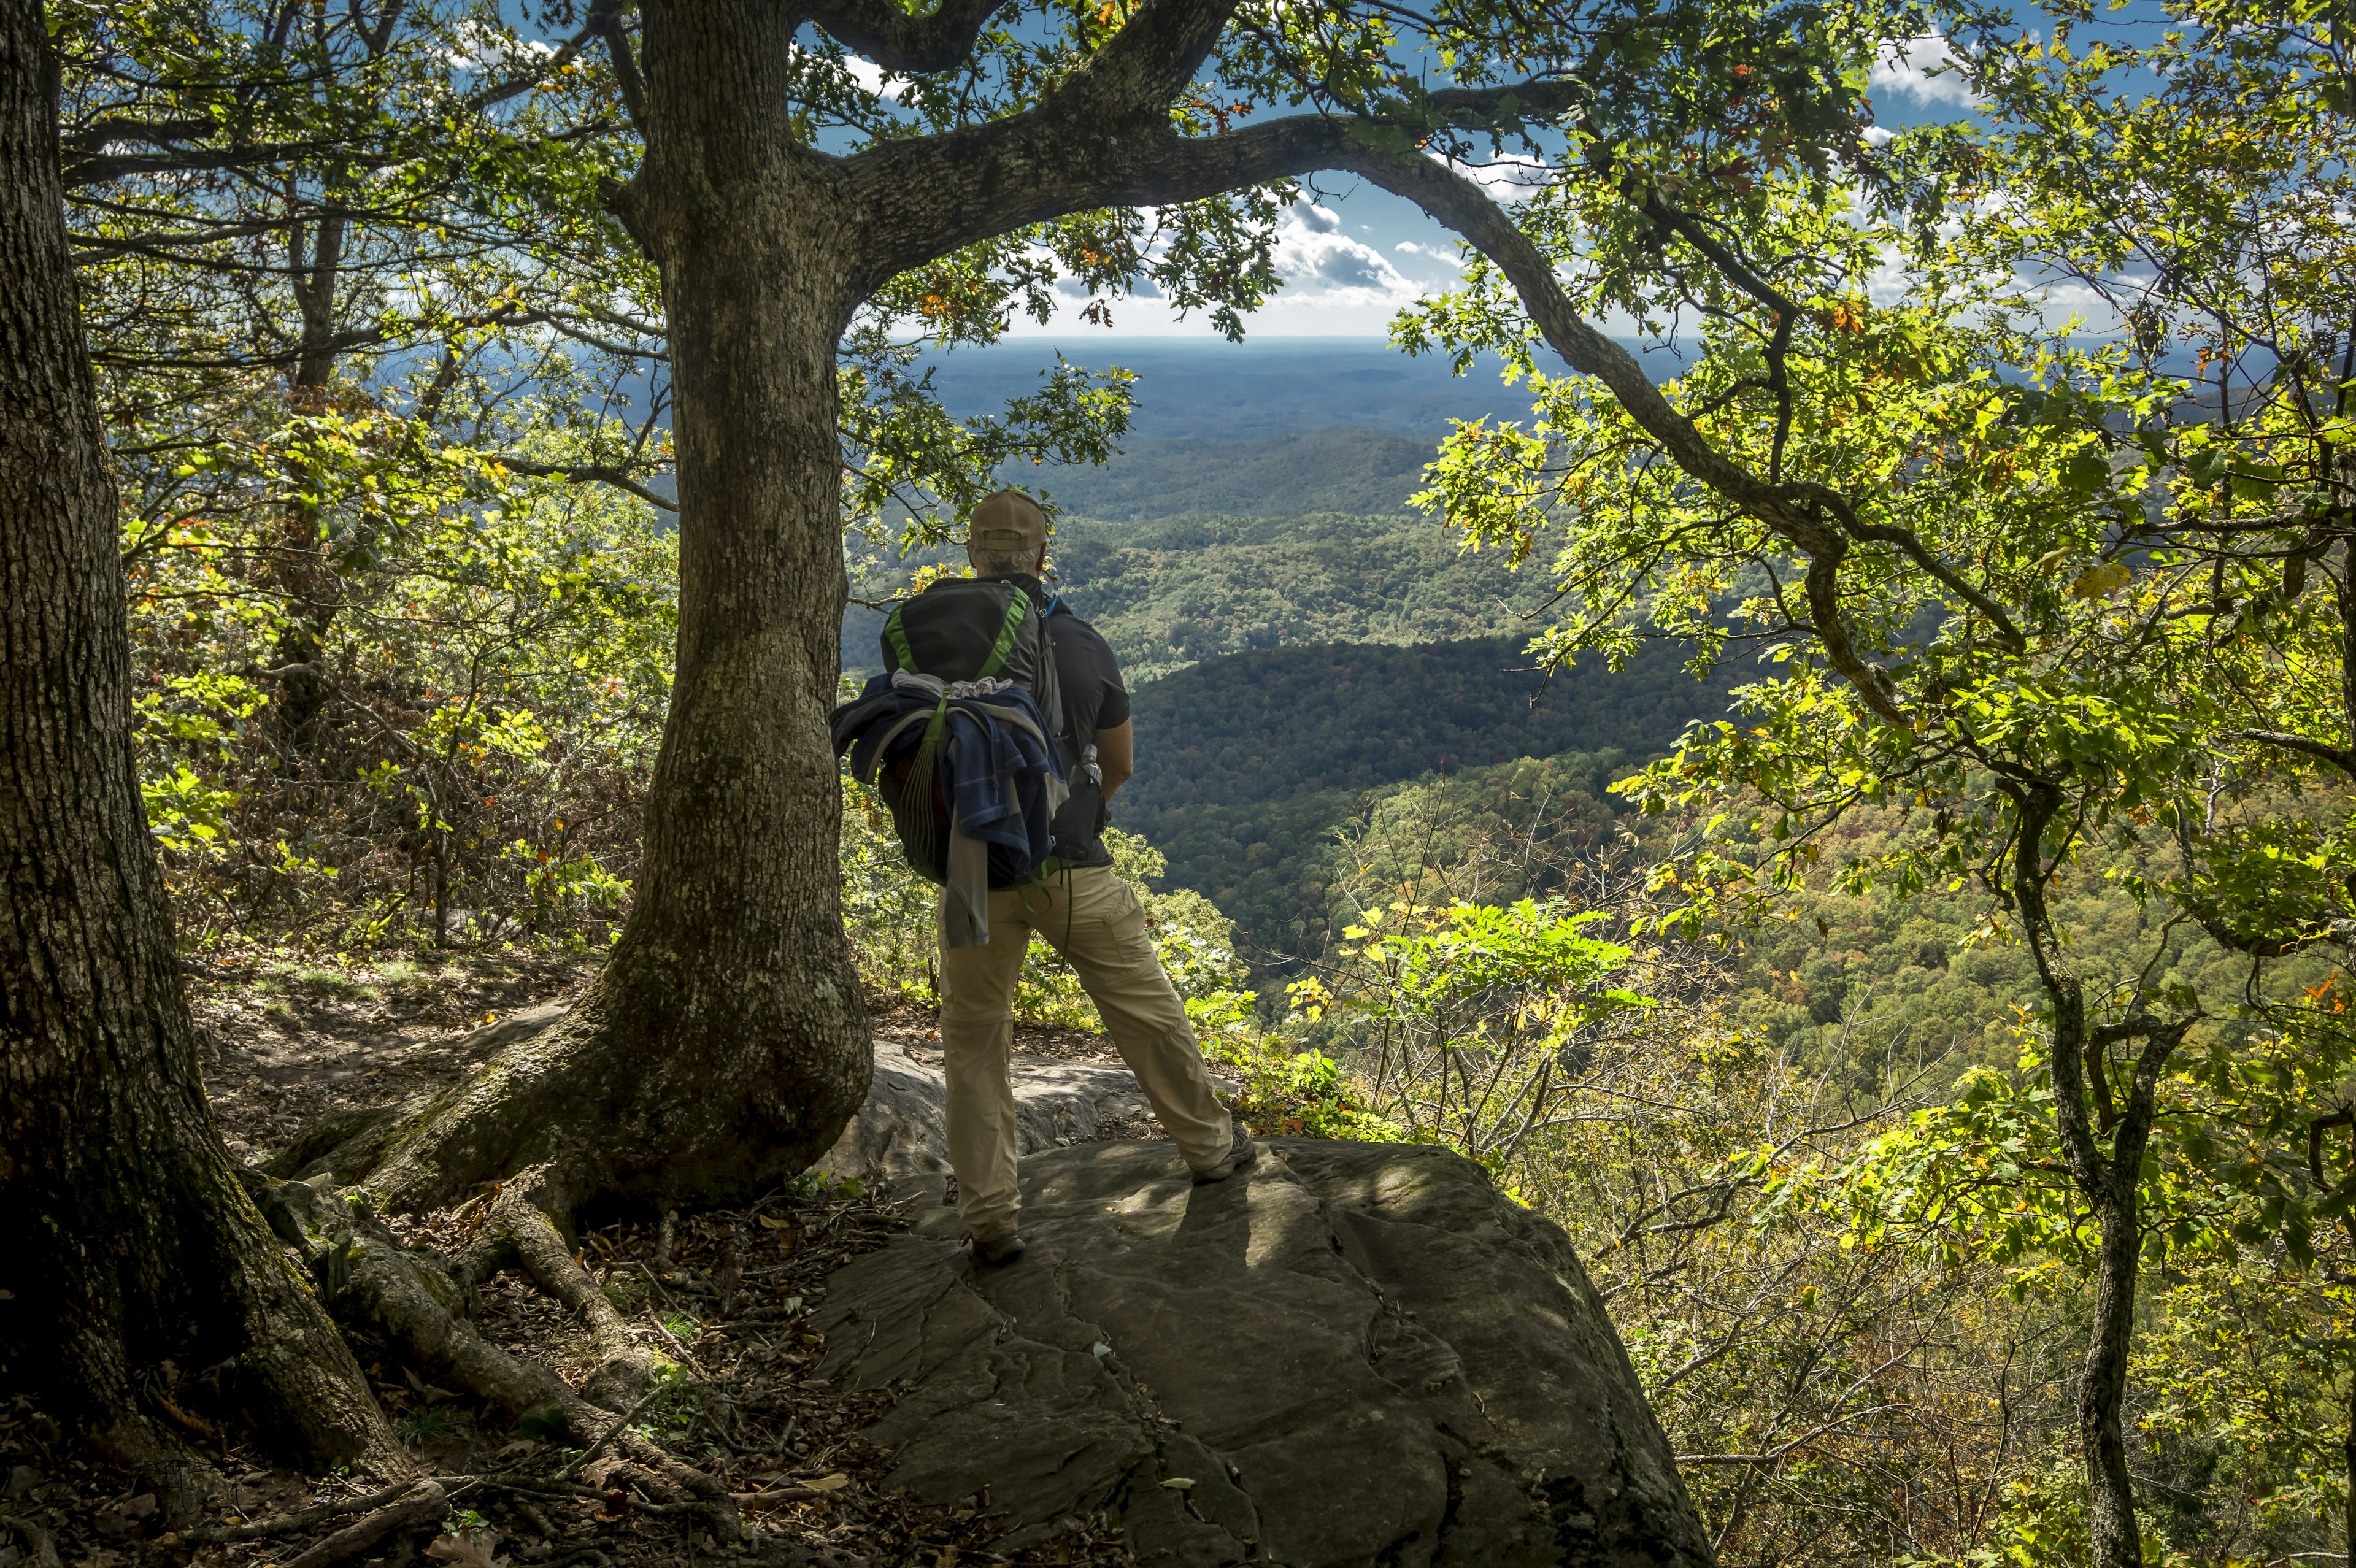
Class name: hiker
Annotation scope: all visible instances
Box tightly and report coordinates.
[934,490,1255,1265]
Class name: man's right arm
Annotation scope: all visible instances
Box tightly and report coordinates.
[1096,720,1134,798]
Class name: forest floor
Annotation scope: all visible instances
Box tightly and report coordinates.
[1,946,1145,1568]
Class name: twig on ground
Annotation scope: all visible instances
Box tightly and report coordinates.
[278,1481,448,1568]
[434,1475,698,1516]
[555,1386,666,1482]
[641,1310,704,1375]
[180,1481,422,1544]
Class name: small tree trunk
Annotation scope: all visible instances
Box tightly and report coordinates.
[0,0,395,1497]
[2076,1175,2142,1568]
[337,0,872,1220]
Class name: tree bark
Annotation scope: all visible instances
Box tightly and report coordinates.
[333,0,872,1222]
[0,0,396,1499]
[2072,1105,2146,1568]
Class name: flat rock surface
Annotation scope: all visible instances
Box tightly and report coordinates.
[817,1031,1169,1185]
[816,1139,1712,1568]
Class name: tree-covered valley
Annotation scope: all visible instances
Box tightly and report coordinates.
[5,0,2354,1566]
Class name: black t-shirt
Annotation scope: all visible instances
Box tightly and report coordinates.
[1003,575,1126,867]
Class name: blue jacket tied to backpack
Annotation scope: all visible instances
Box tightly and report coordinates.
[830,669,1067,948]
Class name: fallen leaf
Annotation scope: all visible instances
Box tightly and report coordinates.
[756,1215,792,1230]
[517,1402,568,1443]
[803,1474,849,1493]
[1160,1478,1196,1491]
[426,1531,507,1568]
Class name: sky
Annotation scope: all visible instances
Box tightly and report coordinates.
[858,35,1989,340]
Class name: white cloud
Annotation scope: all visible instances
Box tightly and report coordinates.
[1395,240,1465,269]
[1863,126,1899,147]
[1422,148,1553,205]
[1869,35,1980,107]
[842,53,897,99]
[787,44,906,101]
[445,25,553,72]
[1272,209,1417,302]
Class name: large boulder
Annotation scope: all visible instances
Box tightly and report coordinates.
[817,1139,1713,1568]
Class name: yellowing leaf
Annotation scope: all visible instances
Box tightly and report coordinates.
[2069,560,2132,599]
[804,1474,850,1493]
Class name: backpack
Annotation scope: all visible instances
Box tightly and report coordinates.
[880,578,1064,736]
[840,578,1067,893]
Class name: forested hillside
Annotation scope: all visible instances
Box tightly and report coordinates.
[1116,639,1730,961]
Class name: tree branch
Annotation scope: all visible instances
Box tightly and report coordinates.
[1331,139,1913,727]
[495,457,676,511]
[590,0,650,135]
[803,0,1015,74]
[833,64,1920,734]
[2234,728,2356,777]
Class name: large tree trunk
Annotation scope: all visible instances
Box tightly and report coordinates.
[317,0,872,1225]
[0,0,395,1502]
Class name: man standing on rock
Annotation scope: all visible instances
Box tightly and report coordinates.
[939,489,1256,1266]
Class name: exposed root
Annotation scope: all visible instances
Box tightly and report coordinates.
[493,1183,668,1409]
[9,1174,1147,1568]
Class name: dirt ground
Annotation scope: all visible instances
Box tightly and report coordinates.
[1,945,1145,1568]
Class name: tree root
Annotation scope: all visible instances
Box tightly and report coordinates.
[491,1183,668,1409]
[253,1180,740,1542]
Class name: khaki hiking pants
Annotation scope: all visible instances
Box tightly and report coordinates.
[936,864,1234,1241]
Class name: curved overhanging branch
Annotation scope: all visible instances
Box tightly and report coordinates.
[1333,140,1912,728]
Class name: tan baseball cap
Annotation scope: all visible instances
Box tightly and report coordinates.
[966,488,1047,561]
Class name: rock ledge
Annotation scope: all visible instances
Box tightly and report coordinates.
[817,1139,1712,1568]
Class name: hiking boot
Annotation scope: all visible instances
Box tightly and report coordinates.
[1191,1121,1260,1185]
[971,1232,1026,1267]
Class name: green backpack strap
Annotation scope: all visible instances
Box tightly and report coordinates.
[883,605,917,674]
[974,587,1031,680]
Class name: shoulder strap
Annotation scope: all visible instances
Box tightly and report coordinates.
[883,605,917,674]
[974,586,1031,681]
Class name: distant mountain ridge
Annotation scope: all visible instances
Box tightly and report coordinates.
[1019,425,1437,520]
[920,339,1532,440]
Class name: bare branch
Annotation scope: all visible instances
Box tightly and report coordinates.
[2233,727,2356,776]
